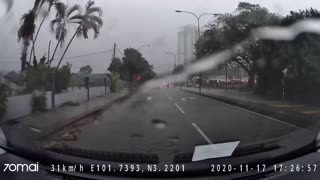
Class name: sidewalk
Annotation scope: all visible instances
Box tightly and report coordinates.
[1,89,129,151]
[183,87,320,131]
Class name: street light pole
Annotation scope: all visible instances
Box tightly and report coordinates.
[165,51,177,67]
[176,10,219,94]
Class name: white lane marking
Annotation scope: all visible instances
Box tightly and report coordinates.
[174,103,185,114]
[208,98,299,129]
[167,95,173,101]
[181,97,186,102]
[30,127,41,133]
[192,123,213,144]
[147,96,153,101]
[185,90,300,129]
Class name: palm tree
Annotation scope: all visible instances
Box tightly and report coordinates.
[18,0,54,71]
[29,0,57,64]
[48,2,82,66]
[50,0,103,109]
[56,0,103,68]
[18,10,36,71]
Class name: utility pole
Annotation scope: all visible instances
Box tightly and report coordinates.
[112,43,116,61]
[225,63,228,91]
[47,40,51,63]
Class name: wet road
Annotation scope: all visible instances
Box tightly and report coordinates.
[46,88,298,163]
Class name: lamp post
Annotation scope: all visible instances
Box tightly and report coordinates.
[176,10,219,93]
[165,51,177,67]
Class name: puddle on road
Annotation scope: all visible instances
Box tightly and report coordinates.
[151,119,168,129]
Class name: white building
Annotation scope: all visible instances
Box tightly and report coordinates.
[178,25,198,65]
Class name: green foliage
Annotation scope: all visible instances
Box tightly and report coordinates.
[108,57,123,73]
[197,3,320,101]
[0,84,9,118]
[195,2,280,90]
[260,8,320,99]
[55,63,72,93]
[32,90,47,112]
[108,48,155,84]
[110,72,120,93]
[79,65,93,74]
[25,60,71,93]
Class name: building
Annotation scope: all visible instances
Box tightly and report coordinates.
[178,25,198,65]
[0,71,24,96]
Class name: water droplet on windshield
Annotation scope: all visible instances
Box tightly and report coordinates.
[0,0,13,18]
[151,119,168,129]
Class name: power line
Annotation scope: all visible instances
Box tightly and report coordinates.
[115,45,124,57]
[63,49,113,60]
[0,49,113,64]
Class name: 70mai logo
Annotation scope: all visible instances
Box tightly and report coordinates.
[3,163,39,172]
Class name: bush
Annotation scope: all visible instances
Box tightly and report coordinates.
[0,84,9,118]
[25,63,71,94]
[32,90,47,112]
[110,72,120,93]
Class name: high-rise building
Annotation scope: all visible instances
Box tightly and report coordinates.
[178,25,198,65]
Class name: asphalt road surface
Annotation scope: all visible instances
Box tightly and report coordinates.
[46,87,298,163]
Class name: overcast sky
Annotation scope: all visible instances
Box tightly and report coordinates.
[1,0,320,74]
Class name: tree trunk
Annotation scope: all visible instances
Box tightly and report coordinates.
[51,26,80,109]
[247,71,255,90]
[29,6,51,63]
[29,15,46,63]
[48,37,62,66]
[56,26,81,69]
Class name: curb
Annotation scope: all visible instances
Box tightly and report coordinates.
[183,89,318,130]
[40,93,131,139]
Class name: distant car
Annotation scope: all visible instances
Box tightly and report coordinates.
[186,83,192,87]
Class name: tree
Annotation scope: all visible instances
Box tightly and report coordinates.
[258,8,320,100]
[108,57,123,73]
[79,65,93,74]
[49,0,103,106]
[195,2,280,90]
[25,55,71,93]
[18,10,36,71]
[29,0,57,64]
[55,0,103,69]
[49,2,82,66]
[0,84,9,118]
[121,48,155,83]
[18,0,57,71]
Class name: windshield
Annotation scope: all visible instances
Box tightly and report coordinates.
[1,0,320,178]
